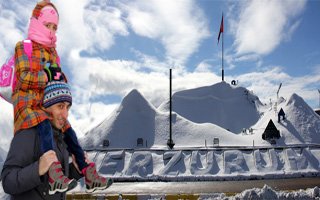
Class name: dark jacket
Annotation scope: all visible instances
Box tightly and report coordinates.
[1,127,82,200]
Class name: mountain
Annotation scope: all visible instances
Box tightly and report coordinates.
[80,89,250,149]
[158,81,263,133]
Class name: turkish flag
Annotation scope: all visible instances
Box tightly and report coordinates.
[218,15,223,44]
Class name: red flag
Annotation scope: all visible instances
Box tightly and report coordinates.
[217,15,224,44]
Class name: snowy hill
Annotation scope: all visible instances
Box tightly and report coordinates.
[285,94,320,143]
[81,89,250,149]
[81,89,158,149]
[159,82,263,133]
[250,93,320,145]
[81,82,320,149]
[78,82,320,183]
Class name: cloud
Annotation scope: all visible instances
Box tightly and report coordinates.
[195,60,214,73]
[236,66,320,107]
[0,99,13,150]
[122,0,210,66]
[68,102,119,137]
[56,0,209,67]
[229,0,306,56]
[0,1,32,63]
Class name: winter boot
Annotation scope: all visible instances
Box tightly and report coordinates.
[48,161,77,195]
[82,163,113,193]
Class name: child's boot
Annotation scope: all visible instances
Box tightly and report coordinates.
[82,163,113,193]
[48,161,77,195]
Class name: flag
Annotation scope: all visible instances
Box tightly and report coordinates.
[217,15,224,44]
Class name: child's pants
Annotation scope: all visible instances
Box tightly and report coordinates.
[37,119,89,171]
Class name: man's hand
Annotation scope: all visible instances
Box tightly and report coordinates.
[38,150,58,176]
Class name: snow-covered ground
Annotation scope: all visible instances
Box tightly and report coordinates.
[79,81,320,197]
[199,185,320,200]
[1,180,319,200]
[1,82,320,198]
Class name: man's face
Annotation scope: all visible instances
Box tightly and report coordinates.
[45,102,71,130]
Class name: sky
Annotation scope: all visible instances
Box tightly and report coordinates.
[0,0,320,136]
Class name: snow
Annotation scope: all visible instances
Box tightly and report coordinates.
[77,82,320,184]
[159,82,263,133]
[81,81,320,149]
[81,88,250,149]
[1,81,320,198]
[201,185,320,200]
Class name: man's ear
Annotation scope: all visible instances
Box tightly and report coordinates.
[43,107,54,120]
[47,111,53,121]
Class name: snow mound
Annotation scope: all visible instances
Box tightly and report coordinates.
[249,93,320,145]
[198,186,320,200]
[231,185,320,200]
[284,93,320,144]
[80,88,251,149]
[81,82,320,148]
[159,81,263,133]
[81,89,157,148]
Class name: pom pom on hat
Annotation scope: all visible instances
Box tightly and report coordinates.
[43,81,72,108]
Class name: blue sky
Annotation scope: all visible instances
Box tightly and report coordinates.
[0,0,319,136]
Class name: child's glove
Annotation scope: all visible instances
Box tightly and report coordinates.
[44,63,64,82]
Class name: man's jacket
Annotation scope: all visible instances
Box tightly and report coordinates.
[1,127,82,200]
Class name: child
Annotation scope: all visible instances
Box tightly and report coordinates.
[13,0,112,194]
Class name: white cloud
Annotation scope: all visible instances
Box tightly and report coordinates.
[83,2,129,53]
[122,0,210,66]
[229,0,306,56]
[236,66,320,107]
[0,1,32,63]
[57,0,209,66]
[195,60,213,73]
[68,102,119,137]
[0,99,13,150]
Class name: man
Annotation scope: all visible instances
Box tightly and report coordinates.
[1,81,104,199]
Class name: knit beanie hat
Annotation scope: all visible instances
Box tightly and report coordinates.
[32,1,59,20]
[43,81,72,108]
[28,1,59,48]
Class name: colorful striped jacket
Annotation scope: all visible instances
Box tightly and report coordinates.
[13,41,70,134]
